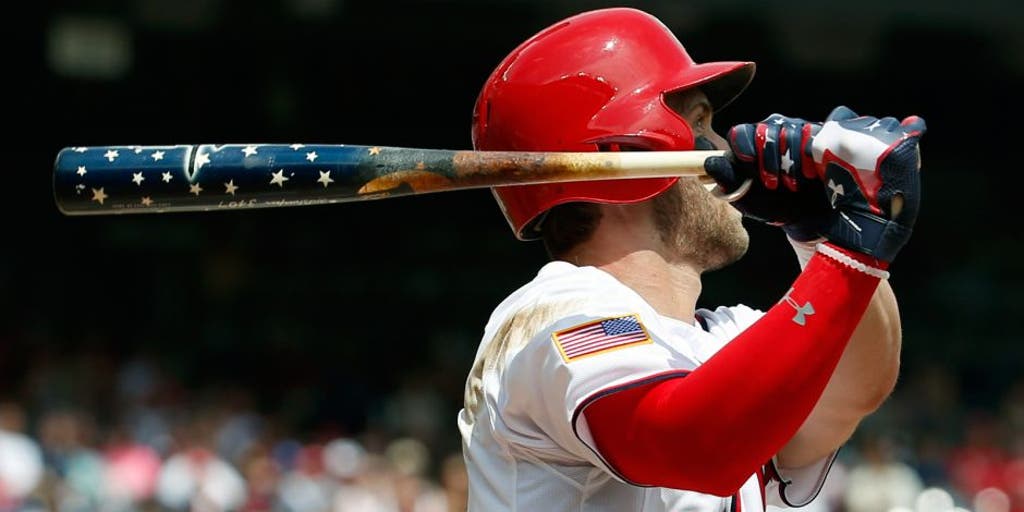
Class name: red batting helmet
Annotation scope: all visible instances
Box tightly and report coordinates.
[472,8,755,240]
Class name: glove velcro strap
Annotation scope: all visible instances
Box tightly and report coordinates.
[817,243,890,279]
[824,206,911,262]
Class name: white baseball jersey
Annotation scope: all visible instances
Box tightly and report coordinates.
[458,261,835,511]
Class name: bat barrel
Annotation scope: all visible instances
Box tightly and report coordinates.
[53,144,461,215]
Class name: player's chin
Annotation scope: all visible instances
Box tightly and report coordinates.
[707,225,749,271]
[705,208,750,271]
[716,197,746,236]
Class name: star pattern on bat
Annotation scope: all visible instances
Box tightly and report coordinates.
[60,143,416,212]
[270,169,289,187]
[141,196,153,206]
[317,171,334,188]
[72,147,88,153]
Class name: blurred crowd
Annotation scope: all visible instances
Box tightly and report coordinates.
[0,354,1020,512]
[813,364,1024,512]
[0,353,467,512]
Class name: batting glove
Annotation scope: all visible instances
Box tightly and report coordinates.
[706,106,926,262]
[704,113,830,229]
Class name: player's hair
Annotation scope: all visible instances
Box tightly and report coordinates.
[540,202,603,259]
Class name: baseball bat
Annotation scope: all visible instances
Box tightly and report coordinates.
[53,144,724,216]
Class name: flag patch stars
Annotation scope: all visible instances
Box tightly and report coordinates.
[552,314,652,362]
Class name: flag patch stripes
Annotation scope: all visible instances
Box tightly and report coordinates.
[552,314,652,362]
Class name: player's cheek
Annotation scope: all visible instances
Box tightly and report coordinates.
[695,131,729,152]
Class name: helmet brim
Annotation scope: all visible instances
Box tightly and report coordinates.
[666,61,756,112]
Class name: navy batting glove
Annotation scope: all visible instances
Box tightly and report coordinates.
[704,114,831,230]
[809,106,927,262]
[706,106,926,262]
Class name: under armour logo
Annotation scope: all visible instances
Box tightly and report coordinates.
[782,288,815,326]
[827,179,845,207]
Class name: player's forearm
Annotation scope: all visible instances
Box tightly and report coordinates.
[585,244,884,495]
[829,280,902,412]
[787,238,902,409]
[777,281,901,468]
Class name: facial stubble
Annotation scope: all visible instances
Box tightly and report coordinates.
[653,181,750,272]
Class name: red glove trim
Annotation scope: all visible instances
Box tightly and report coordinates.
[755,123,778,190]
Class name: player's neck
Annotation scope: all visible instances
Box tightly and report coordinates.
[599,252,702,325]
[565,217,702,325]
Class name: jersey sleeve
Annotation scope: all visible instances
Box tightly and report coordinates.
[696,304,764,338]
[765,452,839,508]
[499,301,698,477]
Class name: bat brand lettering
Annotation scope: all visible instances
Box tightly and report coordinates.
[218,199,258,208]
[265,198,332,207]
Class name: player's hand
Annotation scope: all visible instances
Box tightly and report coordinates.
[804,106,926,261]
[706,106,926,262]
[704,113,830,229]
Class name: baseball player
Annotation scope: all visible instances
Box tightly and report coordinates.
[457,7,926,512]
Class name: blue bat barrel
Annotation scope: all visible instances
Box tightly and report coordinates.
[52,143,461,215]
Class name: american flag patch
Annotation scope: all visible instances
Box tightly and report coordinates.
[553,314,652,362]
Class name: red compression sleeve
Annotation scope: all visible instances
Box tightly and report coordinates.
[585,245,885,496]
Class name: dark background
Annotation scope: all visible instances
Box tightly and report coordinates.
[6,0,1023,488]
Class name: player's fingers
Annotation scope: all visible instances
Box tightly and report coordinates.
[760,123,781,173]
[900,115,927,136]
[704,156,744,192]
[779,121,804,190]
[727,124,758,162]
[825,105,859,122]
[876,116,902,132]
[755,123,779,190]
